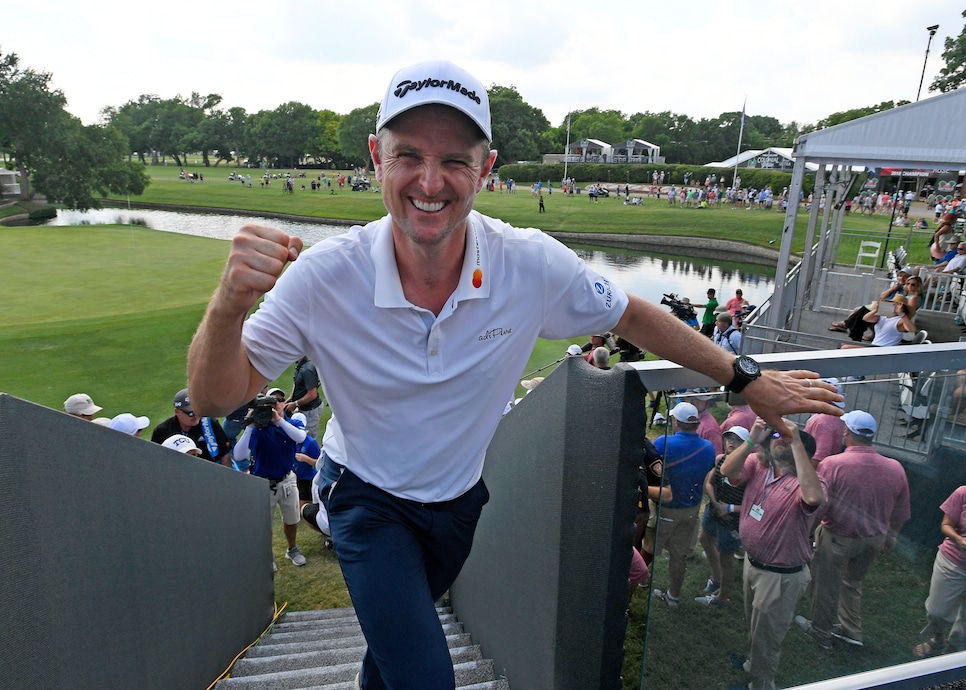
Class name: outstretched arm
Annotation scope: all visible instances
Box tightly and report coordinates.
[613,294,843,434]
[188,225,303,417]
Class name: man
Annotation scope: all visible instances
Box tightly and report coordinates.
[713,311,742,354]
[725,288,748,325]
[150,389,232,467]
[802,378,846,464]
[693,390,724,455]
[697,288,719,337]
[721,419,824,690]
[64,393,102,420]
[650,402,716,608]
[285,356,324,439]
[797,410,911,649]
[233,392,308,569]
[187,60,840,689]
[291,411,322,510]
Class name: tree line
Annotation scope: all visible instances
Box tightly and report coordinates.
[3,16,965,209]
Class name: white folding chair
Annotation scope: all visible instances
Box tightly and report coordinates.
[855,241,882,269]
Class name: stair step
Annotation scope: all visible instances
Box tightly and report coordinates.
[245,632,474,658]
[217,659,495,689]
[233,644,482,677]
[213,607,505,689]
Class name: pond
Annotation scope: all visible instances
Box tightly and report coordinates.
[47,208,776,311]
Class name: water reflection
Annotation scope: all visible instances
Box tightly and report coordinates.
[47,208,775,309]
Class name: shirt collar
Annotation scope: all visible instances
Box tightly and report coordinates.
[371,213,491,310]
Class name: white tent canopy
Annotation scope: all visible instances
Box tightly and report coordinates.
[768,88,966,330]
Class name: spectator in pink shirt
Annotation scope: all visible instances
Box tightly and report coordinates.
[798,410,911,649]
[693,390,724,456]
[720,418,824,690]
[802,378,846,465]
[914,485,966,659]
[720,402,757,434]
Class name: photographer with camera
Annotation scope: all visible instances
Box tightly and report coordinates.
[661,293,699,329]
[150,388,232,467]
[233,392,309,569]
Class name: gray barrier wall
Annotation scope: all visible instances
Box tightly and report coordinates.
[451,358,647,690]
[0,394,274,689]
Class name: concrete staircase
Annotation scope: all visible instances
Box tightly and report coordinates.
[214,606,509,690]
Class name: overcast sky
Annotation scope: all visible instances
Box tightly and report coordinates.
[6,1,965,131]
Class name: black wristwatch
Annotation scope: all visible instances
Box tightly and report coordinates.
[727,355,761,393]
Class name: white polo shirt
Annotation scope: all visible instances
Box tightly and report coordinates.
[242,211,628,502]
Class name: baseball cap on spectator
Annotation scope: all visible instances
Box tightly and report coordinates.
[92,417,112,427]
[161,434,200,455]
[290,412,307,429]
[723,426,750,442]
[376,60,492,141]
[64,393,102,416]
[669,402,700,423]
[820,377,846,408]
[173,388,193,414]
[842,410,877,438]
[109,413,150,435]
[567,344,583,356]
[652,412,667,425]
[267,387,286,399]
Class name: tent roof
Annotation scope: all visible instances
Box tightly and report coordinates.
[794,88,966,169]
[707,147,820,172]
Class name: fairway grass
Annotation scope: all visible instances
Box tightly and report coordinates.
[107,163,911,256]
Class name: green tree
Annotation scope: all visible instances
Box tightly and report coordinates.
[931,11,966,93]
[0,49,148,206]
[488,85,550,166]
[314,109,344,166]
[0,50,68,199]
[568,107,627,147]
[808,100,908,132]
[246,101,320,168]
[30,120,150,208]
[337,103,379,167]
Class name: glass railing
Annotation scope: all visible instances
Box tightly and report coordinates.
[626,344,966,690]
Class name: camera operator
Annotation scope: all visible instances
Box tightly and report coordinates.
[661,293,699,329]
[234,393,309,569]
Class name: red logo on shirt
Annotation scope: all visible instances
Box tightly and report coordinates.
[472,269,483,288]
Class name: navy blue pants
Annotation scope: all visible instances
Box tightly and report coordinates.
[320,457,489,690]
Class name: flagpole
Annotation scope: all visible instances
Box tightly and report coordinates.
[563,112,571,187]
[732,98,746,188]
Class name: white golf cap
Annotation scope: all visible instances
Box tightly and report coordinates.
[108,413,150,435]
[376,60,491,140]
[842,410,877,438]
[161,434,200,454]
[669,402,700,423]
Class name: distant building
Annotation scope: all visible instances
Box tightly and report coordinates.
[611,139,664,165]
[564,138,612,164]
[0,168,21,198]
[706,147,818,172]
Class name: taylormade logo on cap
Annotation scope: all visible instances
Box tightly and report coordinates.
[393,78,481,106]
[377,60,492,141]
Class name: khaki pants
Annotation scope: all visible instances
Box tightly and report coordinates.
[922,550,966,650]
[743,558,810,690]
[810,524,885,641]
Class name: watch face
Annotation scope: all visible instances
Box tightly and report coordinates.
[738,357,760,376]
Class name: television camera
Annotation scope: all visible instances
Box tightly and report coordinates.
[660,293,697,323]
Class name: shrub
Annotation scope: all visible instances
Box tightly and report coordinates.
[28,205,57,222]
